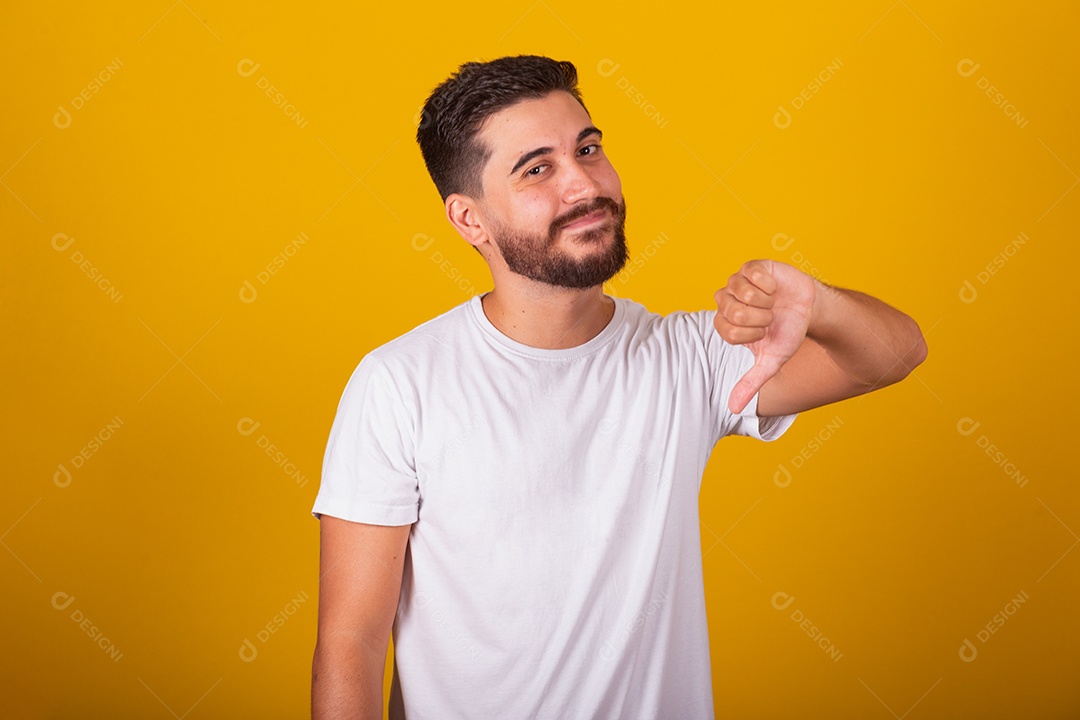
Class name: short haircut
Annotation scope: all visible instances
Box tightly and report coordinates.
[416,55,587,202]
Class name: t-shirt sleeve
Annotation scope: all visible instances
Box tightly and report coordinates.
[310,353,420,526]
[689,309,799,444]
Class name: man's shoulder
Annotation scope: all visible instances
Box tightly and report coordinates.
[363,296,475,367]
[616,295,716,338]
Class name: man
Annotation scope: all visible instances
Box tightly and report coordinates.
[310,55,927,719]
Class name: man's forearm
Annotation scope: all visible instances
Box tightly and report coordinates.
[311,641,385,720]
[807,281,927,388]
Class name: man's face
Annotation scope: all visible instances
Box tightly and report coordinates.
[473,91,627,289]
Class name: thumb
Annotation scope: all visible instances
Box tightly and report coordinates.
[727,358,781,415]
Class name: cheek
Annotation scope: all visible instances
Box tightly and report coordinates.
[599,162,622,197]
[514,191,562,226]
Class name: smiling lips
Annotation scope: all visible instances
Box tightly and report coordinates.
[561,209,608,231]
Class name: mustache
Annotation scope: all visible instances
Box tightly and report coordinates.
[550,196,624,236]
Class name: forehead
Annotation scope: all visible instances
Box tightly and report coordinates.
[477,91,592,157]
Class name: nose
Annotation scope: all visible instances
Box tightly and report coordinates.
[560,156,604,206]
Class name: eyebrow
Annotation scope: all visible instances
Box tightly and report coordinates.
[508,126,603,176]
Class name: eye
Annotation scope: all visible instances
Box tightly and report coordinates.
[524,163,548,177]
[579,143,602,156]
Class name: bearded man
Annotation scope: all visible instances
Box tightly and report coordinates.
[311,55,927,720]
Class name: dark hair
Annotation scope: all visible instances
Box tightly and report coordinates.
[416,55,587,202]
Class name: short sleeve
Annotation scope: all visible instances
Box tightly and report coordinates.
[310,353,420,525]
[693,309,799,444]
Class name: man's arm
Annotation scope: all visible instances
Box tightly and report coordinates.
[714,259,928,417]
[312,516,411,720]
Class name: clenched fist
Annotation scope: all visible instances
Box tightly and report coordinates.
[714,259,819,414]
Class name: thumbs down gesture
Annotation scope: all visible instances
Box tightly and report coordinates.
[713,259,818,415]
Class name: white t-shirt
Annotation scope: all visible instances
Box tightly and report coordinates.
[312,293,798,719]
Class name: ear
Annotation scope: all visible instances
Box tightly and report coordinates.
[445,193,489,251]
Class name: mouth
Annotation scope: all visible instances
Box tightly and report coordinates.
[560,209,608,232]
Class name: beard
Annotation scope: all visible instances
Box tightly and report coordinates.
[488,196,629,290]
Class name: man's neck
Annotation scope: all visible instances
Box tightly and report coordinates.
[480,283,615,350]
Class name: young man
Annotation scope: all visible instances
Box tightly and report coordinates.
[311,55,927,719]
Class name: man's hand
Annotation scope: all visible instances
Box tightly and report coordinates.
[713,259,818,415]
[713,258,928,418]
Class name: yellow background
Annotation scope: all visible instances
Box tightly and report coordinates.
[2,1,1077,717]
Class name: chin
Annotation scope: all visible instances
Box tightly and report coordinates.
[564,224,614,245]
